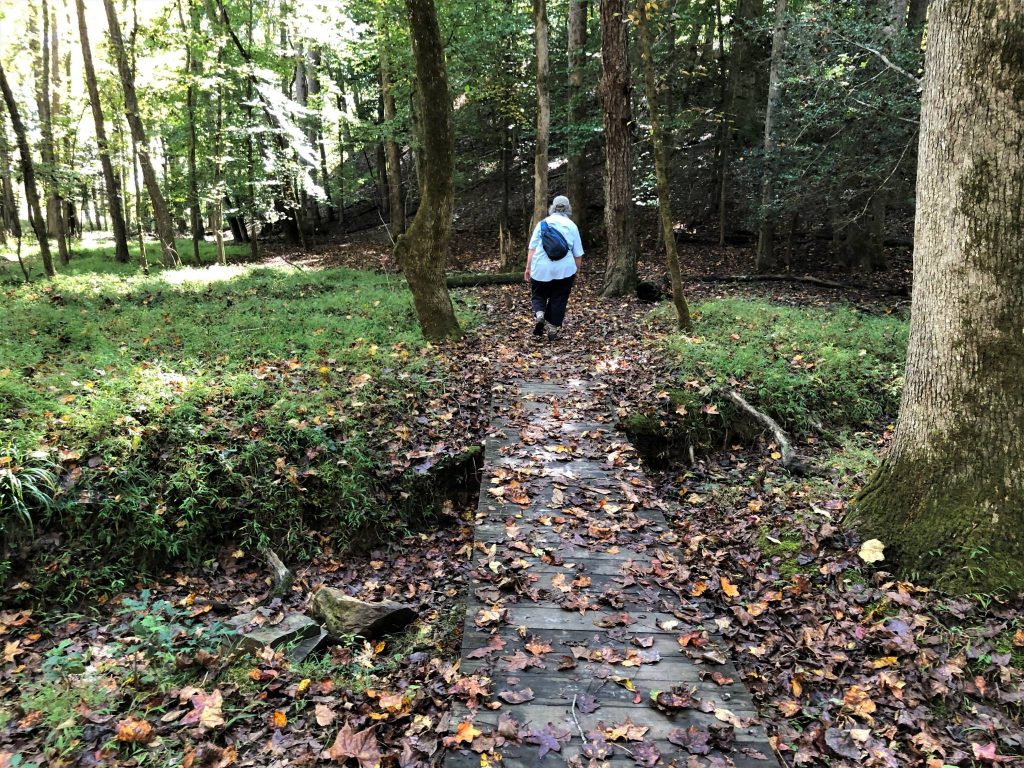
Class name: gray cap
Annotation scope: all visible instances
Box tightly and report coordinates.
[548,195,572,216]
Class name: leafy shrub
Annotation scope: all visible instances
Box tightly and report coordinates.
[0,445,58,581]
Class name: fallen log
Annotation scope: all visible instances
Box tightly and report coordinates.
[446,271,522,288]
[695,273,851,290]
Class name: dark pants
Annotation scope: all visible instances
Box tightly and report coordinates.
[531,275,575,328]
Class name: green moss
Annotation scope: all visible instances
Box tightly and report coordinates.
[852,448,1024,594]
[756,526,807,579]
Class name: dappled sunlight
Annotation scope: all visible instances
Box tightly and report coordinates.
[159,263,263,287]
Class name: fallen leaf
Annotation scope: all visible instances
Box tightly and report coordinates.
[115,716,154,744]
[858,539,885,563]
[324,723,381,767]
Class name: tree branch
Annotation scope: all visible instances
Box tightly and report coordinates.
[837,34,921,87]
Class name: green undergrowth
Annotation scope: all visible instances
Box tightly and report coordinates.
[1,252,464,603]
[659,298,908,435]
[0,234,251,284]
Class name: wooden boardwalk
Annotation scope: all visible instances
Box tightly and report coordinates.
[446,379,777,767]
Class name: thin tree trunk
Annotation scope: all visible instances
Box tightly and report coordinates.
[103,0,179,266]
[130,129,149,271]
[379,22,405,235]
[636,1,692,331]
[908,0,928,47]
[309,50,334,222]
[715,0,728,246]
[0,62,55,277]
[566,0,588,241]
[38,0,70,266]
[76,0,130,262]
[599,0,638,297]
[184,0,204,263]
[853,0,1024,594]
[531,0,551,231]
[213,73,226,265]
[395,0,461,341]
[0,116,17,243]
[755,0,788,272]
[498,0,519,272]
[246,0,259,259]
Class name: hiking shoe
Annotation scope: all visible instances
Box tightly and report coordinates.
[547,325,560,342]
[533,311,546,337]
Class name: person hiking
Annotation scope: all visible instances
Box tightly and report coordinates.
[524,195,584,341]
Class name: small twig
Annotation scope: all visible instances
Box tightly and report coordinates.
[570,694,587,742]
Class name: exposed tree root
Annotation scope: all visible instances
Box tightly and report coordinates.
[720,387,802,472]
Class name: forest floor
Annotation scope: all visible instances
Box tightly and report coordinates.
[0,232,1021,767]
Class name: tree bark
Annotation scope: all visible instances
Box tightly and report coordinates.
[184,0,204,263]
[853,0,1024,594]
[599,0,638,297]
[37,0,70,266]
[755,0,788,272]
[636,1,692,331]
[0,63,55,277]
[394,0,461,341]
[566,0,588,241]
[0,106,19,243]
[379,21,405,235]
[103,0,179,267]
[531,0,551,232]
[76,0,130,263]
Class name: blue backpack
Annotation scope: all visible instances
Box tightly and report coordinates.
[540,220,571,261]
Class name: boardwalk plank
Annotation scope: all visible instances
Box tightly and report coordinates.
[446,379,778,766]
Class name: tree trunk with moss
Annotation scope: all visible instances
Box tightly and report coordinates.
[531,0,550,232]
[0,62,55,277]
[853,0,1024,594]
[394,0,461,341]
[635,1,691,331]
[103,0,179,267]
[599,0,638,297]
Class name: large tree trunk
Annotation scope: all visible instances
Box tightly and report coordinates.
[531,0,550,231]
[599,0,638,297]
[75,0,130,263]
[103,0,179,267]
[755,0,788,272]
[566,0,588,241]
[636,1,692,332]
[0,63,55,277]
[394,0,461,341]
[379,22,405,235]
[853,0,1024,594]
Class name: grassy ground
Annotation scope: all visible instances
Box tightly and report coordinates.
[662,297,908,432]
[1,236,466,603]
[0,233,251,284]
